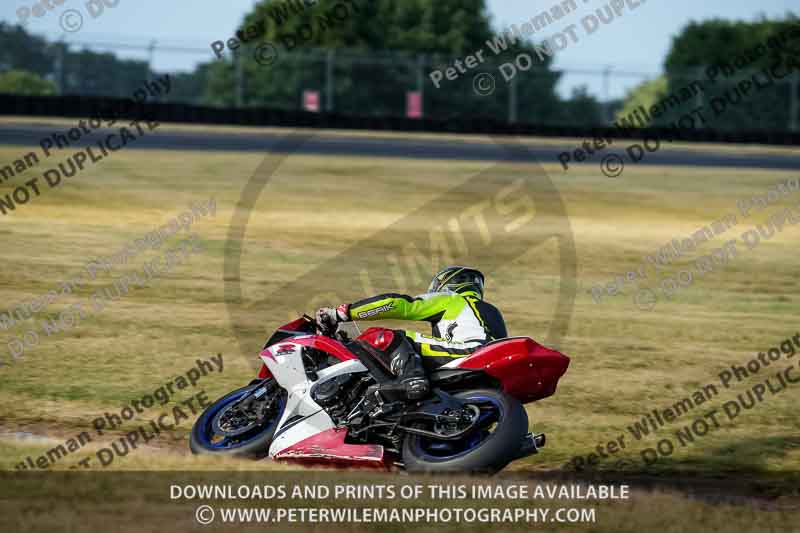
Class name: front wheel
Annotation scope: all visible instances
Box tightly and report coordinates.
[402,389,528,474]
[190,381,286,458]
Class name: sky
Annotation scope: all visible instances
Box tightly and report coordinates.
[1,0,798,100]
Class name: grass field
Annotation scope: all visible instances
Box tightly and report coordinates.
[0,126,798,528]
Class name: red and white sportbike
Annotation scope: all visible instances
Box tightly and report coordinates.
[191,315,569,473]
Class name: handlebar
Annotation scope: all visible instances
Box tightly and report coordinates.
[302,314,352,342]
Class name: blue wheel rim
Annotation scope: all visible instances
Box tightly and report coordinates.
[196,387,285,450]
[412,394,503,460]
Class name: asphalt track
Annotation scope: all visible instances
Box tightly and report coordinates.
[0,122,798,170]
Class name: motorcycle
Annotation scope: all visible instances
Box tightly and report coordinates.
[190,315,569,473]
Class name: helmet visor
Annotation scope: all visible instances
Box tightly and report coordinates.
[428,269,484,295]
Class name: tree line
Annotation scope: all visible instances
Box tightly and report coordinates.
[1,4,797,130]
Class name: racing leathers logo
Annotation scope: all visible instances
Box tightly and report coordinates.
[356,302,395,319]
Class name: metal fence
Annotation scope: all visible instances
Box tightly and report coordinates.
[9,37,800,131]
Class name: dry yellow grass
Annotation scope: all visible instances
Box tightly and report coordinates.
[0,128,798,529]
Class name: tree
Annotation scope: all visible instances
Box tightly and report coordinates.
[0,23,53,77]
[0,69,56,95]
[0,24,156,99]
[615,76,667,127]
[60,47,150,98]
[245,0,494,54]
[662,17,800,131]
[166,64,216,105]
[202,0,566,122]
[0,8,603,126]
[560,85,606,126]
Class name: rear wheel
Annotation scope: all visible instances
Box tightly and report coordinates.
[190,381,286,458]
[401,388,527,474]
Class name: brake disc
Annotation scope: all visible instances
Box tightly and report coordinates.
[212,401,262,437]
[434,405,480,436]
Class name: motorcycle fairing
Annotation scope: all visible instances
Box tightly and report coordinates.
[257,332,357,380]
[290,335,359,362]
[261,343,385,464]
[443,337,570,402]
[272,427,385,466]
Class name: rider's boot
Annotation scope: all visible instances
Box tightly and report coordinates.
[364,338,430,413]
[386,342,429,400]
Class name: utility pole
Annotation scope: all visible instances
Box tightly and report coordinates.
[54,40,65,96]
[147,40,157,76]
[235,53,244,107]
[509,74,518,124]
[417,54,425,117]
[602,66,612,123]
[791,74,799,132]
[147,40,157,99]
[326,50,335,113]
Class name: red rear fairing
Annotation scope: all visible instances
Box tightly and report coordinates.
[452,338,570,403]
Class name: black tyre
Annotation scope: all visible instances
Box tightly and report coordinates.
[402,388,528,474]
[190,381,286,458]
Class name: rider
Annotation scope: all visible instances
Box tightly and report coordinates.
[316,266,507,402]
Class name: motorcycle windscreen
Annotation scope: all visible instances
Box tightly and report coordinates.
[259,316,317,379]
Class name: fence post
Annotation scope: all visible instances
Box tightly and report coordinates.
[234,54,244,107]
[147,41,157,77]
[603,66,612,123]
[417,54,425,117]
[54,41,65,96]
[791,73,799,132]
[695,79,704,128]
[326,50,335,113]
[146,40,157,100]
[509,73,518,124]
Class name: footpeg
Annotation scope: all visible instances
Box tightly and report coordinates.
[514,432,546,460]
